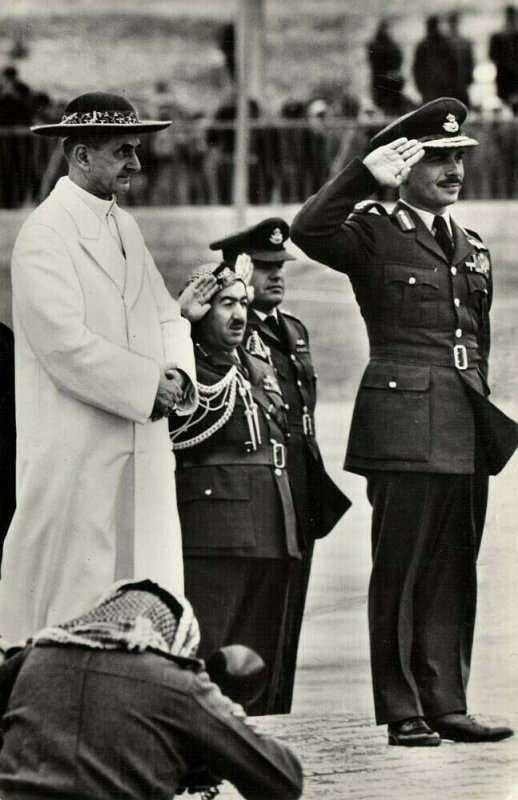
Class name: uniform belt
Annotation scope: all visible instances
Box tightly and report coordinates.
[287,413,315,436]
[369,343,480,371]
[177,439,287,470]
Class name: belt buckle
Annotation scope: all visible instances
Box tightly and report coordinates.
[302,411,314,436]
[453,344,468,370]
[271,439,286,469]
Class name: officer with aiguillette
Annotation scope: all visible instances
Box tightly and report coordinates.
[291,97,518,746]
[209,220,351,713]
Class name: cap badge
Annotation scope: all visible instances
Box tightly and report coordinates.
[269,228,284,245]
[443,114,459,133]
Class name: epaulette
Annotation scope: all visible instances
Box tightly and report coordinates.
[351,200,388,216]
[244,330,271,363]
[464,227,488,249]
[280,309,303,324]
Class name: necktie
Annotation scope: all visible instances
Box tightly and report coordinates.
[433,215,454,262]
[265,315,280,336]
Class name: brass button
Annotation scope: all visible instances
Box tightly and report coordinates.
[451,266,457,276]
[454,298,460,307]
[204,489,212,496]
[408,276,416,285]
[290,354,296,362]
[455,328,462,338]
[388,380,397,389]
[297,379,302,387]
[274,468,282,476]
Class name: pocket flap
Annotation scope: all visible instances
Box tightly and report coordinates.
[384,263,439,288]
[361,362,431,391]
[177,467,250,503]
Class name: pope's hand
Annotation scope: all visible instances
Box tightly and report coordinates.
[152,367,186,419]
[363,137,424,188]
[179,274,219,322]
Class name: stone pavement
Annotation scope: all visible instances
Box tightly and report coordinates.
[218,712,518,800]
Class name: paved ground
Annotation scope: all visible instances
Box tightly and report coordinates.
[219,713,518,800]
[218,401,518,799]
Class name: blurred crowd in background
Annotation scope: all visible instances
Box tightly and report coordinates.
[3,7,518,207]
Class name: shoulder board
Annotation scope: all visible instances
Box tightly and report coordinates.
[464,227,488,250]
[352,200,388,216]
[280,309,302,324]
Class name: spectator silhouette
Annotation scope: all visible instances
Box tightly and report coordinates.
[0,66,34,208]
[207,96,262,204]
[413,16,457,102]
[489,6,518,112]
[367,19,406,115]
[219,23,236,81]
[447,12,475,106]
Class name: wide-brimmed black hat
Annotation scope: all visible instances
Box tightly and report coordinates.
[370,97,478,150]
[31,91,172,136]
[210,218,296,264]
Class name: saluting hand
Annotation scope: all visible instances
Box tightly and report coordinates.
[363,137,424,188]
[179,274,219,322]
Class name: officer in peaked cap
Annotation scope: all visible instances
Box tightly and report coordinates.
[210,218,351,714]
[291,98,518,745]
[210,217,296,265]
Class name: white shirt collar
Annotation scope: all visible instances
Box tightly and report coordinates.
[254,308,279,323]
[66,177,117,222]
[399,199,452,236]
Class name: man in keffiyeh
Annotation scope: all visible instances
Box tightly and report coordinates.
[0,580,302,800]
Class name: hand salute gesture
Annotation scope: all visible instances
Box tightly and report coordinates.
[363,137,424,187]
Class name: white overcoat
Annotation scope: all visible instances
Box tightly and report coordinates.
[0,177,197,642]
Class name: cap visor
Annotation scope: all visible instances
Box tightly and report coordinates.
[247,249,296,262]
[422,135,479,148]
[30,120,172,136]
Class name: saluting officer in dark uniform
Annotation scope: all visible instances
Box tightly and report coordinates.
[291,98,518,745]
[171,262,300,715]
[210,221,350,713]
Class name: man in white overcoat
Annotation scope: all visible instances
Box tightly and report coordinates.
[0,92,198,643]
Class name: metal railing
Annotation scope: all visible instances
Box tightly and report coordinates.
[2,116,518,208]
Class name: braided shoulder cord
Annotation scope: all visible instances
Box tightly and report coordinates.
[171,367,240,450]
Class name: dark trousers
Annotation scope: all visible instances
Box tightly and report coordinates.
[366,470,488,725]
[184,556,290,715]
[269,540,314,713]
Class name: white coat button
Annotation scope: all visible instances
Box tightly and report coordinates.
[454,298,461,307]
[274,468,282,476]
[204,489,212,496]
[455,328,462,338]
[451,266,457,276]
[388,381,397,389]
[408,276,416,285]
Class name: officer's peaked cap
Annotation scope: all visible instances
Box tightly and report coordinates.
[210,218,296,264]
[370,97,478,151]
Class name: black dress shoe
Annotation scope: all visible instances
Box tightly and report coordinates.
[388,717,441,746]
[427,713,514,743]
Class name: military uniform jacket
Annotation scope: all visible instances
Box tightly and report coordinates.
[170,345,300,559]
[291,158,518,475]
[245,309,350,543]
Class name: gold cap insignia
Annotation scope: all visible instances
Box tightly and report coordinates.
[269,227,283,245]
[443,113,459,133]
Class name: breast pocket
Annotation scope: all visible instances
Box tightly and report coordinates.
[384,263,440,327]
[348,362,431,462]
